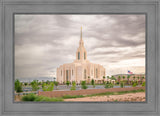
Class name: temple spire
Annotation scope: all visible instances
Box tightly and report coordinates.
[80,26,82,40]
[79,26,84,47]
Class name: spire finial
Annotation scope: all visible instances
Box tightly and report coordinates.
[81,26,82,40]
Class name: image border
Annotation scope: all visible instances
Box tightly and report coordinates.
[0,0,159,116]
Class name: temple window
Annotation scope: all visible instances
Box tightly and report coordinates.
[84,52,86,60]
[78,52,80,60]
[66,70,69,81]
[84,69,86,79]
[96,68,98,78]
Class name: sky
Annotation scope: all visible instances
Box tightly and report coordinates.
[15,14,145,79]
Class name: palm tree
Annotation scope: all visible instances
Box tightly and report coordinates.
[88,76,90,84]
[127,75,130,85]
[103,76,105,84]
[133,76,136,81]
[122,76,125,81]
[118,76,121,83]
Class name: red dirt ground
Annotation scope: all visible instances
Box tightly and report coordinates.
[38,87,145,98]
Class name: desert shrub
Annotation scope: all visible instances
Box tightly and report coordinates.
[42,82,54,91]
[105,83,114,89]
[132,82,137,87]
[70,81,76,90]
[34,96,63,102]
[31,80,39,91]
[81,81,88,89]
[66,81,70,87]
[15,79,23,93]
[116,81,119,84]
[21,93,63,102]
[142,82,145,86]
[22,93,36,101]
[120,82,124,88]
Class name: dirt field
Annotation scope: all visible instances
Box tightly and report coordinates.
[64,92,145,102]
[38,87,145,97]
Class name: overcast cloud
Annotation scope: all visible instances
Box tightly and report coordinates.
[15,15,145,78]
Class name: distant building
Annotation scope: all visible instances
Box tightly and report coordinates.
[56,27,106,84]
[111,74,145,81]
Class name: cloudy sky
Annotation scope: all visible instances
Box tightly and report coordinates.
[15,14,145,79]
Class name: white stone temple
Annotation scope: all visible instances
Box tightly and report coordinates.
[56,27,106,84]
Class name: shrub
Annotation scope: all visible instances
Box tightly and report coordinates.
[142,82,145,86]
[22,93,36,101]
[15,79,23,93]
[31,80,39,91]
[66,81,70,87]
[105,83,114,89]
[91,79,95,88]
[42,82,54,91]
[81,81,88,89]
[54,81,59,89]
[21,93,63,102]
[120,82,124,88]
[70,81,76,90]
[116,82,119,84]
[132,82,137,87]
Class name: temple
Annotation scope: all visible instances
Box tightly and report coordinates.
[56,27,106,84]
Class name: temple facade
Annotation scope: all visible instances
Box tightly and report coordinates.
[56,27,106,84]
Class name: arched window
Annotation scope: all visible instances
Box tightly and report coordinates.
[96,68,98,78]
[84,69,86,79]
[78,52,80,60]
[66,70,69,81]
[84,52,86,60]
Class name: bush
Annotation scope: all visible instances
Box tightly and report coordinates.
[31,80,39,91]
[81,81,88,89]
[70,81,76,90]
[54,81,59,86]
[142,82,145,86]
[91,79,95,88]
[15,79,23,93]
[22,93,36,101]
[21,93,63,102]
[105,83,114,89]
[66,81,70,87]
[120,82,124,88]
[132,82,137,87]
[42,82,54,91]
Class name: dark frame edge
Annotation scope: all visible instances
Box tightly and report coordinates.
[0,0,160,116]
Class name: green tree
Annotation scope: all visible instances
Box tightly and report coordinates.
[105,83,114,89]
[88,76,90,84]
[118,76,121,83]
[103,76,105,84]
[70,81,76,90]
[15,79,23,93]
[127,75,130,85]
[133,76,136,81]
[107,76,110,79]
[42,82,54,91]
[31,80,39,91]
[54,81,59,89]
[122,76,125,81]
[66,81,70,88]
[24,82,28,86]
[81,81,88,89]
[91,79,95,88]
